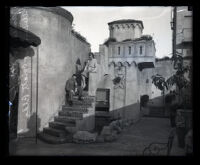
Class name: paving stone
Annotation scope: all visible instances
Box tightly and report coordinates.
[73,131,98,144]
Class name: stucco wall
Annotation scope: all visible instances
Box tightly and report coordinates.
[151,60,176,98]
[108,40,155,63]
[11,7,90,136]
[137,68,155,99]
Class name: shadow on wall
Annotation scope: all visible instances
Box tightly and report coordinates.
[11,46,35,59]
[109,102,141,121]
[18,112,41,138]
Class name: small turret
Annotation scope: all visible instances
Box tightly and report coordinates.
[108,19,144,42]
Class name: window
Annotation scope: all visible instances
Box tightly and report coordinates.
[128,46,131,55]
[188,6,192,11]
[140,46,143,55]
[118,47,120,55]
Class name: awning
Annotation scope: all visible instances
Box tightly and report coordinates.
[10,24,41,48]
[138,62,154,71]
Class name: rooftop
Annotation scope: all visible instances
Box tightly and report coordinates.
[108,19,144,29]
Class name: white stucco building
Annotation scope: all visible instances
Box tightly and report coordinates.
[92,19,156,120]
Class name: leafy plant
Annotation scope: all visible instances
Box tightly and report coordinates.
[151,51,191,107]
[152,74,168,91]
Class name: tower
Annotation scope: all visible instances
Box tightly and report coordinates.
[108,19,144,41]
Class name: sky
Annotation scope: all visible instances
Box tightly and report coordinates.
[62,6,172,58]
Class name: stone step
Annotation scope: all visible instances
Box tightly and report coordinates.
[49,121,75,130]
[54,116,77,124]
[59,111,84,118]
[58,115,83,121]
[148,108,165,117]
[38,132,73,144]
[43,127,67,137]
[73,96,95,101]
[82,91,89,96]
[62,106,88,112]
[72,100,93,106]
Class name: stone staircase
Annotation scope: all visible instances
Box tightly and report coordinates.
[143,105,168,118]
[149,106,165,117]
[38,92,95,144]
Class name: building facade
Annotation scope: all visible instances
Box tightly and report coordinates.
[171,6,192,104]
[93,19,156,120]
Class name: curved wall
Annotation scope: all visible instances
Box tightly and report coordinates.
[10,7,91,135]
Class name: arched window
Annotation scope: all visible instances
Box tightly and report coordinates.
[140,46,143,55]
[129,46,131,55]
[118,46,120,55]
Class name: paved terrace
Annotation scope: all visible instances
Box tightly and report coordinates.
[9,117,185,156]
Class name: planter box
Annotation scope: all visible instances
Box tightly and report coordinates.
[177,109,192,131]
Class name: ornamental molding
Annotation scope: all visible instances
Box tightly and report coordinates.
[108,60,137,67]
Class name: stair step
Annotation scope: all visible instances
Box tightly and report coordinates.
[58,111,82,118]
[62,105,88,111]
[38,132,73,144]
[43,127,67,137]
[73,96,95,101]
[149,109,165,117]
[150,111,164,114]
[49,121,75,130]
[59,111,84,118]
[72,101,93,106]
[57,116,82,121]
[54,116,76,124]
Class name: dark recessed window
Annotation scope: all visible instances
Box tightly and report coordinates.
[140,46,143,55]
[188,6,192,11]
[129,46,131,55]
[118,47,120,55]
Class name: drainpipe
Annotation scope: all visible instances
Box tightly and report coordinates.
[172,7,179,102]
[30,54,32,114]
[35,46,39,144]
[123,65,127,119]
[173,6,177,57]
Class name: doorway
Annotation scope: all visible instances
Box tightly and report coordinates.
[95,88,110,133]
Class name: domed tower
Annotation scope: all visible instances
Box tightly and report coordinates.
[108,19,144,41]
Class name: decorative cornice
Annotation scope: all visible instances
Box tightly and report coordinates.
[108,60,137,67]
[108,19,144,29]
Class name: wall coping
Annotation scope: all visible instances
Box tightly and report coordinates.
[21,7,74,24]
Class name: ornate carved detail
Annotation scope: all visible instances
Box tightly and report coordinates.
[113,64,125,89]
[109,60,137,67]
[115,24,120,29]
